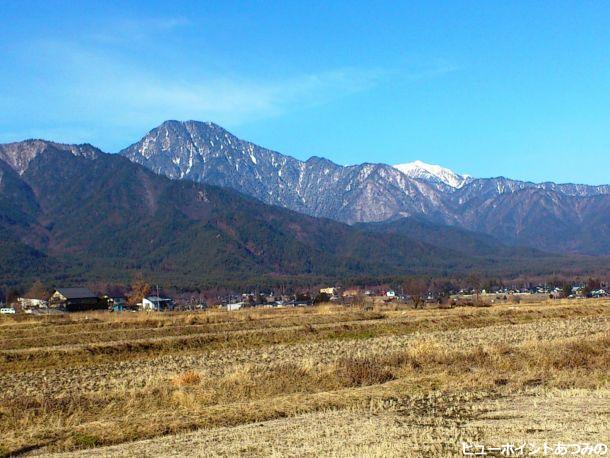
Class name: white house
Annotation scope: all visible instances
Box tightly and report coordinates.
[17,297,48,308]
[142,296,174,311]
[320,287,337,296]
[386,290,396,298]
[226,302,245,311]
[591,289,608,298]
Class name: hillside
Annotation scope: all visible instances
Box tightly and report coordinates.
[0,141,474,289]
[355,217,541,258]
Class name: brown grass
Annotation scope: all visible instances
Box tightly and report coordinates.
[57,388,610,458]
[0,299,608,456]
[2,301,605,372]
[172,370,202,387]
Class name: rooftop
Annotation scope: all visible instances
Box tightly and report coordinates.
[56,287,96,299]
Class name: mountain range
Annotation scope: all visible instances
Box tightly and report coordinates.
[0,139,560,290]
[121,120,610,255]
[1,121,609,289]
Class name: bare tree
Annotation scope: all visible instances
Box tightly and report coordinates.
[467,272,482,303]
[404,278,428,309]
[25,280,49,299]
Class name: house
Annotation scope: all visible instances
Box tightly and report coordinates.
[591,289,607,298]
[386,290,396,298]
[103,296,127,312]
[226,301,245,311]
[142,296,174,311]
[320,287,336,296]
[17,297,48,309]
[550,288,563,299]
[49,288,103,312]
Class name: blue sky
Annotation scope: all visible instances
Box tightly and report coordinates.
[1,1,610,184]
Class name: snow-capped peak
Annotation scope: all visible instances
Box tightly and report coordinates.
[393,160,470,188]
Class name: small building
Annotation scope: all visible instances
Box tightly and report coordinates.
[591,289,607,298]
[226,301,245,311]
[142,296,174,311]
[49,288,103,312]
[386,290,396,298]
[320,287,336,296]
[17,297,48,309]
[103,296,127,312]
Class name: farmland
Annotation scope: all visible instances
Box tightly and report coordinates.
[0,300,608,457]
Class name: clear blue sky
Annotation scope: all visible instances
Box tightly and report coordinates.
[1,1,610,184]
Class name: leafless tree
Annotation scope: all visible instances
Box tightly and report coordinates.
[25,280,49,300]
[404,278,428,309]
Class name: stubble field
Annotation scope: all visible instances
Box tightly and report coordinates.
[0,299,608,457]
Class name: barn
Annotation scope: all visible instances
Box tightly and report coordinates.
[49,288,104,312]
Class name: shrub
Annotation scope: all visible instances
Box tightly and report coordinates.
[72,433,100,448]
[335,357,395,387]
[172,370,202,387]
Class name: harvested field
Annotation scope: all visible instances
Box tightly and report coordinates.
[0,300,608,457]
[55,389,610,457]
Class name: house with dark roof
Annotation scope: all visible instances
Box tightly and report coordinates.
[49,287,103,312]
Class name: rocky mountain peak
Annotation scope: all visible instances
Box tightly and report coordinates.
[0,140,100,175]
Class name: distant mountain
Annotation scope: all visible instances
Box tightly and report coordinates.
[2,139,563,289]
[393,160,470,189]
[451,185,610,254]
[120,120,610,254]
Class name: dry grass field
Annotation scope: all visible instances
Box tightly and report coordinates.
[0,300,608,457]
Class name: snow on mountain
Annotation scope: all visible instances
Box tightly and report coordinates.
[117,121,610,252]
[393,160,470,188]
[0,140,100,175]
[119,121,451,223]
[5,122,610,254]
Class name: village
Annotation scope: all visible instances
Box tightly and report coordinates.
[1,278,608,315]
